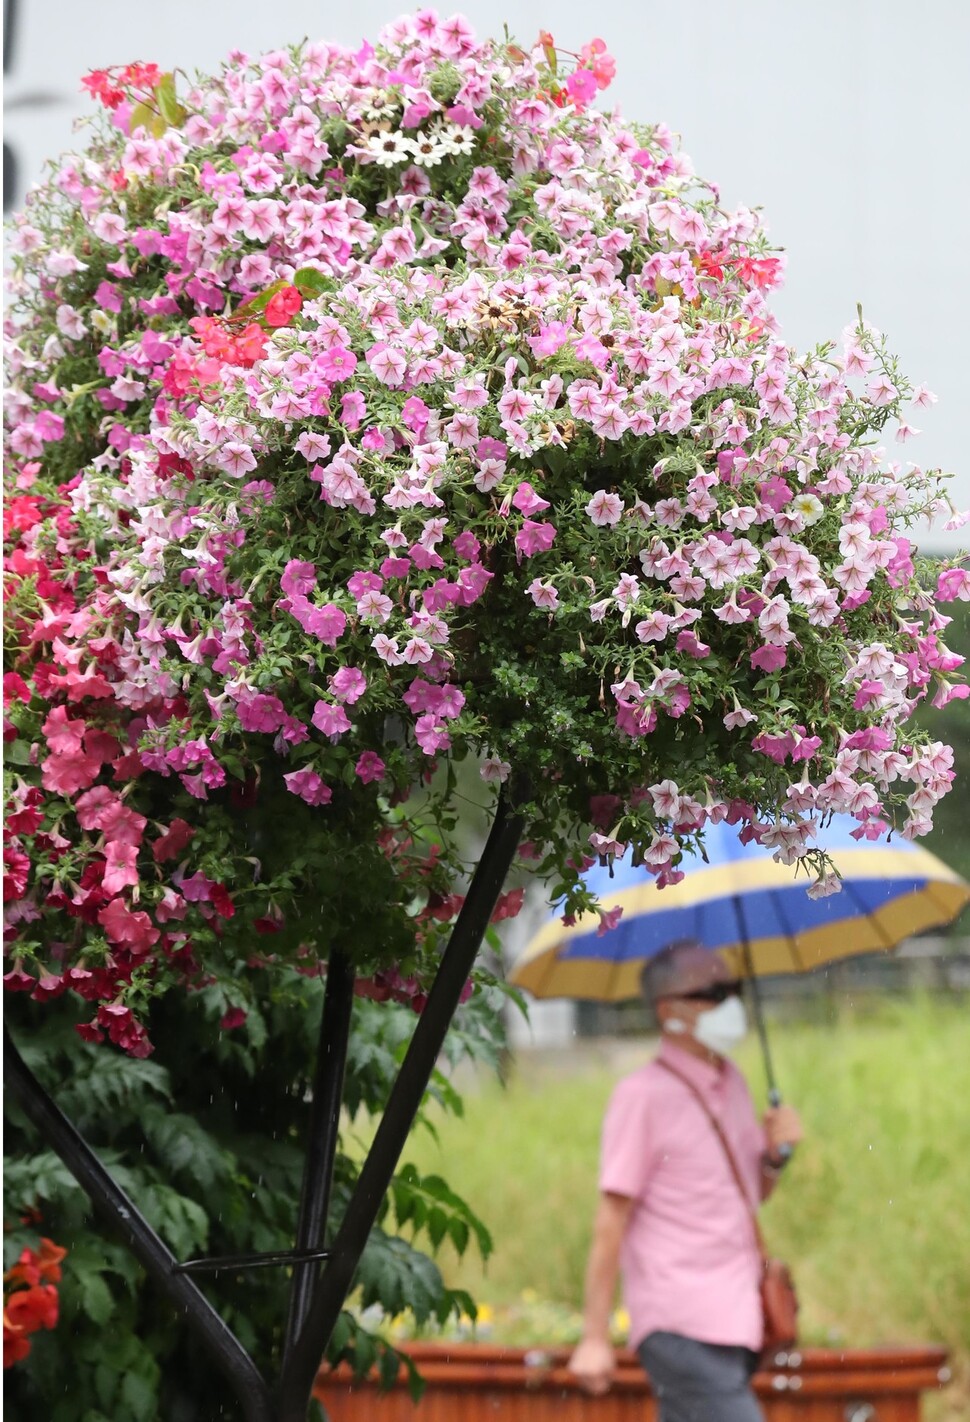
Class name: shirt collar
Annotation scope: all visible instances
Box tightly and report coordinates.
[658,1033,728,1094]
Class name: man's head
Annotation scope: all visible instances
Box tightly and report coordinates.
[641,940,747,1057]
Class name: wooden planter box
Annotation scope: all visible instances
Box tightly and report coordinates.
[315,1340,951,1422]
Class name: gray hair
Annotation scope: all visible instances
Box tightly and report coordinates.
[640,939,706,1005]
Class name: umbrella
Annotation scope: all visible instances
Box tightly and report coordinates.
[510,817,970,1104]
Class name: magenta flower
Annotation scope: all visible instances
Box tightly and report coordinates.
[236,693,288,733]
[565,68,598,105]
[281,559,317,597]
[318,346,358,381]
[937,567,970,602]
[330,667,367,704]
[512,482,550,515]
[355,751,386,784]
[305,603,348,647]
[283,768,333,805]
[514,520,557,558]
[102,842,140,896]
[751,645,788,674]
[311,701,352,737]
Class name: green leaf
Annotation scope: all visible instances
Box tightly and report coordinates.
[154,73,186,128]
[129,102,154,136]
[377,1341,404,1391]
[77,1270,114,1326]
[355,1228,443,1324]
[119,1369,158,1422]
[234,279,288,321]
[403,1352,426,1404]
[351,1328,377,1378]
[293,268,333,299]
[141,1107,231,1192]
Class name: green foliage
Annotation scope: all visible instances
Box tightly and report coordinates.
[4,969,501,1419]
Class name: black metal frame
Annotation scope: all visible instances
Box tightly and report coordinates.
[4,790,524,1422]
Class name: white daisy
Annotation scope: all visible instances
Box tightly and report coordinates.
[438,124,476,156]
[362,93,400,123]
[365,131,412,168]
[408,134,449,168]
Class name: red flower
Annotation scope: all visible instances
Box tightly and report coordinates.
[3,966,36,993]
[265,286,303,328]
[3,1330,32,1367]
[491,887,525,923]
[37,1239,67,1284]
[150,819,194,858]
[6,788,44,836]
[209,883,235,919]
[97,898,160,954]
[2,673,31,704]
[5,1284,59,1333]
[3,846,30,901]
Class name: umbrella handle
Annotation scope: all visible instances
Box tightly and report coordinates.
[767,1087,794,1162]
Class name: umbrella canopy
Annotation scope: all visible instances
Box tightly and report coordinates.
[511,818,970,1002]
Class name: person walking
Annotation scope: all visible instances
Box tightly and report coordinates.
[568,939,803,1421]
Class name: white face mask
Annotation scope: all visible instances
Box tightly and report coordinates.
[666,994,748,1057]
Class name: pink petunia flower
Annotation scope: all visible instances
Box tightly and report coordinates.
[283,768,333,805]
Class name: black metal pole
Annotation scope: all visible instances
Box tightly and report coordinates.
[282,946,355,1368]
[3,1026,273,1422]
[277,790,525,1420]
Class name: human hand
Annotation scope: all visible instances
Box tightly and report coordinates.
[568,1336,616,1395]
[763,1104,803,1158]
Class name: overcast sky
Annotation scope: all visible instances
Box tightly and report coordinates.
[5,0,969,552]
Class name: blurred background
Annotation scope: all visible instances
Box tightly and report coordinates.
[4,3,969,1416]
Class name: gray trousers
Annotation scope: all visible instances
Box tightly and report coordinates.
[637,1331,763,1422]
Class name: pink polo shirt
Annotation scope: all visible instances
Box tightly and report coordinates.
[599,1037,767,1351]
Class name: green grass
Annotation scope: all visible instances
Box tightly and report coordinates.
[394,997,969,1410]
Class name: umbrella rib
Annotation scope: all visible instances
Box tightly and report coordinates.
[921,880,970,930]
[766,874,807,973]
[839,875,901,952]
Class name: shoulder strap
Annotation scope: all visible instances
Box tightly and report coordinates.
[655,1055,766,1258]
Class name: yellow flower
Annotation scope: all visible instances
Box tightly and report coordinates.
[611,1306,630,1335]
[476,1303,494,1325]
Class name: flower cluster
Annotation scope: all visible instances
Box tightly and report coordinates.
[2,1238,66,1368]
[4,13,967,1049]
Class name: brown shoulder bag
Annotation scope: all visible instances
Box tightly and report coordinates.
[655,1058,799,1356]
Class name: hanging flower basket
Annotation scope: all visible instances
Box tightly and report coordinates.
[4,9,968,1046]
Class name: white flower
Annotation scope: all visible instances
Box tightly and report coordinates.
[480,755,511,783]
[791,493,824,526]
[438,124,476,156]
[365,132,413,168]
[408,135,449,168]
[806,871,842,900]
[362,94,401,123]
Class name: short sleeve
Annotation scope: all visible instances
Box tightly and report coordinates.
[730,1064,769,1159]
[598,1074,658,1200]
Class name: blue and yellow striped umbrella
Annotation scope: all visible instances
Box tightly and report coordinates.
[511,817,970,1002]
